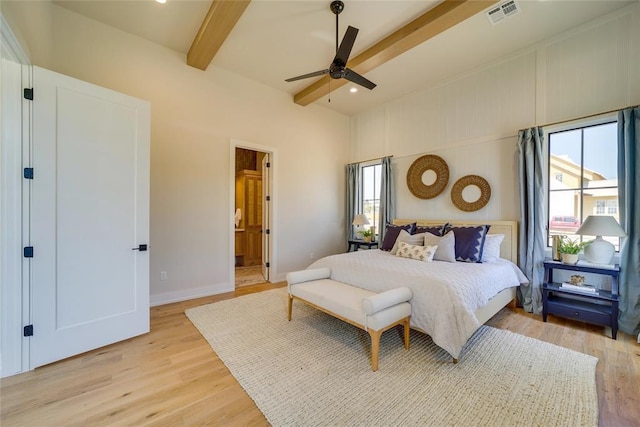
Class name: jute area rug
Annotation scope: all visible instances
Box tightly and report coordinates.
[186,288,598,426]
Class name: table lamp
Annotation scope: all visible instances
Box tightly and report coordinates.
[352,214,370,227]
[575,215,626,264]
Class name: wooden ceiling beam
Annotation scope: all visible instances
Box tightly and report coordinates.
[187,0,251,71]
[293,0,499,106]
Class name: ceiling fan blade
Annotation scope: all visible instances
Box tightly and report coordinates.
[334,26,358,66]
[343,68,376,90]
[285,69,329,82]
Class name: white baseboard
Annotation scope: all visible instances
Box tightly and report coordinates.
[269,272,287,283]
[150,284,234,307]
[150,272,287,307]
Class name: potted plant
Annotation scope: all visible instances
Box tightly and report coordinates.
[358,228,374,243]
[556,235,586,265]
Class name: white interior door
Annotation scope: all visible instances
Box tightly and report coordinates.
[30,67,150,368]
[261,154,270,281]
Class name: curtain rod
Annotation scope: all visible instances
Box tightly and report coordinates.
[347,155,393,166]
[539,104,639,128]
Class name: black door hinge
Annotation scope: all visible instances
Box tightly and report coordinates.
[23,88,33,100]
[266,162,270,168]
[23,246,34,258]
[265,229,270,235]
[265,262,270,268]
[23,325,34,337]
[266,195,271,201]
[23,168,34,179]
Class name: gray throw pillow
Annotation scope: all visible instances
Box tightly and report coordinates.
[424,230,456,262]
[390,230,425,255]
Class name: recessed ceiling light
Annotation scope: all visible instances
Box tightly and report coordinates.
[156,0,167,4]
[349,87,358,93]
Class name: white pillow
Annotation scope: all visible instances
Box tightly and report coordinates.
[423,230,456,263]
[390,230,425,255]
[481,234,504,263]
[395,242,437,262]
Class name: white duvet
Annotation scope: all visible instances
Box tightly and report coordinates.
[308,249,528,359]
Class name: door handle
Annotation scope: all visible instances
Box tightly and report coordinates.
[132,244,148,251]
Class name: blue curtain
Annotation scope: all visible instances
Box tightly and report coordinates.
[345,163,361,244]
[378,157,395,243]
[517,127,546,314]
[617,107,640,336]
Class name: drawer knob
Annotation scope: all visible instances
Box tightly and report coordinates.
[573,311,580,317]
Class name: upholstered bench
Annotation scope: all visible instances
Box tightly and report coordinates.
[286,267,412,371]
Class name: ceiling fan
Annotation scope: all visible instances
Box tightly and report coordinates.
[285,0,377,90]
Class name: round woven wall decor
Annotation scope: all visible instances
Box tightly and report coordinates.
[406,155,450,199]
[451,175,491,212]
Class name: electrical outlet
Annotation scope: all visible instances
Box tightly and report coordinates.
[160,271,167,280]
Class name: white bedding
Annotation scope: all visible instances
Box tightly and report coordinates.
[308,250,528,359]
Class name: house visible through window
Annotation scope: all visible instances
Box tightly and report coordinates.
[361,163,381,238]
[547,120,619,250]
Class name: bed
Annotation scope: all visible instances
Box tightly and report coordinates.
[307,219,528,361]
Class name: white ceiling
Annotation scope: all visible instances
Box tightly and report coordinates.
[54,0,635,116]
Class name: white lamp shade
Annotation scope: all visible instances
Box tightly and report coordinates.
[576,216,625,264]
[352,214,370,226]
[575,215,625,237]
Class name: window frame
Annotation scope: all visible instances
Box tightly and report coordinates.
[359,161,382,239]
[544,113,619,250]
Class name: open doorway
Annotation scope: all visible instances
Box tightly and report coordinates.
[234,147,270,288]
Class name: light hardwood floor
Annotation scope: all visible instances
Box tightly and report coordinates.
[1,282,639,426]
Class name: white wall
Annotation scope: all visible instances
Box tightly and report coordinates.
[351,4,640,223]
[2,3,350,305]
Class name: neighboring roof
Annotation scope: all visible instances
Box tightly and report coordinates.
[550,154,608,182]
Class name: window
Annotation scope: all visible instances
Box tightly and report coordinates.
[547,121,619,250]
[594,200,617,215]
[361,163,381,237]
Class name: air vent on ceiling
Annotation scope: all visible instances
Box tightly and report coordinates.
[486,0,521,25]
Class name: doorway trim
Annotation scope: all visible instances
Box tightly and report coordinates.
[229,139,277,287]
[1,15,32,378]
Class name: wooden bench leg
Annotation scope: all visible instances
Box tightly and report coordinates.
[368,329,382,372]
[287,295,293,321]
[403,317,410,350]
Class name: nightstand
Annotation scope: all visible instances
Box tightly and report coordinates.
[542,259,620,339]
[348,240,378,252]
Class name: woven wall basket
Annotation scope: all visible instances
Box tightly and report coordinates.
[406,155,450,199]
[451,175,491,212]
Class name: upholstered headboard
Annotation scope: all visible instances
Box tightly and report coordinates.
[392,219,519,264]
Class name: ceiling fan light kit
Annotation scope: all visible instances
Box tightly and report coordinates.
[285,1,377,91]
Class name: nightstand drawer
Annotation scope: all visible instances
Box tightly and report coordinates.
[546,299,611,325]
